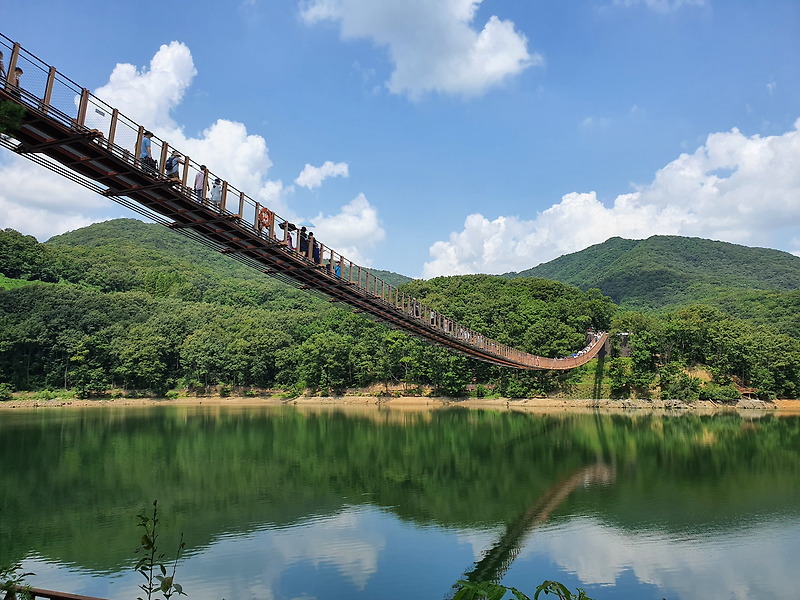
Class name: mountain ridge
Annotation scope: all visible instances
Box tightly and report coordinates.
[503,235,800,311]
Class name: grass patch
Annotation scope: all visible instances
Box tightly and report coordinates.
[0,274,38,290]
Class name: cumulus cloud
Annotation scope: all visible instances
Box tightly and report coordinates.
[0,41,383,265]
[0,42,204,240]
[0,155,116,239]
[93,41,197,130]
[295,161,350,190]
[256,180,295,221]
[310,193,385,265]
[300,0,538,99]
[0,40,386,263]
[423,118,800,277]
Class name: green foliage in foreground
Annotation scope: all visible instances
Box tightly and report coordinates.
[0,563,34,600]
[454,579,594,600]
[135,501,186,600]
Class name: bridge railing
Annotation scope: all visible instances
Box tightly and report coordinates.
[1,32,605,370]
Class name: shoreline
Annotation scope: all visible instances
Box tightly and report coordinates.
[2,395,799,415]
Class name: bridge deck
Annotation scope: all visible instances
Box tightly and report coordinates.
[0,33,607,370]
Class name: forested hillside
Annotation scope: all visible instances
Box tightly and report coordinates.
[1,220,799,400]
[507,236,800,333]
[0,220,609,398]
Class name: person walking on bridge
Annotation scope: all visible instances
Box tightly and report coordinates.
[210,178,222,209]
[194,166,208,203]
[140,130,156,172]
[165,150,183,180]
[8,66,22,100]
[298,226,309,255]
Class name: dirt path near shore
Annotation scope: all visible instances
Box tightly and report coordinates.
[2,395,799,415]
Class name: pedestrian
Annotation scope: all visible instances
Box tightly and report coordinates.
[279,221,297,249]
[0,51,5,81]
[310,233,321,264]
[194,166,208,203]
[210,178,222,209]
[165,150,183,180]
[307,232,316,260]
[9,66,22,101]
[140,130,156,172]
[298,227,309,255]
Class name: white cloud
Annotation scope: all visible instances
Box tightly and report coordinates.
[295,161,350,190]
[0,155,116,239]
[1,42,202,241]
[612,0,708,12]
[311,193,385,265]
[0,41,384,265]
[423,118,800,277]
[167,119,273,195]
[92,41,197,130]
[581,116,611,130]
[256,180,295,221]
[271,508,385,590]
[300,0,539,99]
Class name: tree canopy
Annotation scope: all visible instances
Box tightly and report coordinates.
[1,220,799,400]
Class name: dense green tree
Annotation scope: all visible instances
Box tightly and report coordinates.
[111,323,172,392]
[297,330,354,392]
[0,229,57,281]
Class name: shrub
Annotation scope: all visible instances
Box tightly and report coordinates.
[699,382,741,401]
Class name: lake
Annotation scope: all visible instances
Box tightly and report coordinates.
[2,405,799,599]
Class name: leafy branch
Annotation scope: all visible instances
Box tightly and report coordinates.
[134,500,186,600]
[453,579,594,600]
[0,563,34,600]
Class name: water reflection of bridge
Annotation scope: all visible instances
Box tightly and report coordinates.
[0,32,607,371]
[450,463,616,597]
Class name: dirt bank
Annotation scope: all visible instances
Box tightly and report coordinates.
[2,394,798,415]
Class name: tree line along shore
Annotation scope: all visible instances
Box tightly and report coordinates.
[1,220,799,402]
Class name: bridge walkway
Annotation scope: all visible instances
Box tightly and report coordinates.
[0,33,607,371]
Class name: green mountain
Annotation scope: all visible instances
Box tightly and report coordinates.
[3,221,800,399]
[45,218,413,292]
[0,219,616,398]
[505,235,800,317]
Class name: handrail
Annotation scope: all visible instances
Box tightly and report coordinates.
[12,586,107,600]
[0,31,607,371]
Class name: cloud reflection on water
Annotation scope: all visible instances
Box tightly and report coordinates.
[514,515,800,599]
[18,506,800,599]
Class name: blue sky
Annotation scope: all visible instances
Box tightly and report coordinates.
[1,0,799,278]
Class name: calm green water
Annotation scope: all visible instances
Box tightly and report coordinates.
[1,405,799,600]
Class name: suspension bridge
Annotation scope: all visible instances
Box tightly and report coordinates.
[0,33,608,370]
